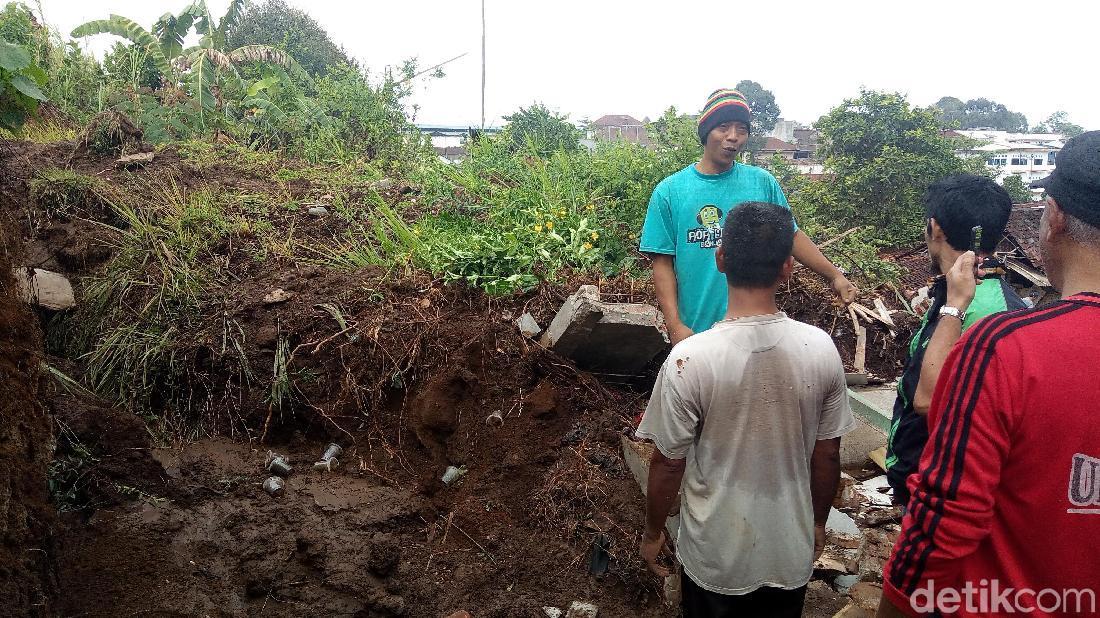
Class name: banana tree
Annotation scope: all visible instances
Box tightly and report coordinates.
[71,1,311,120]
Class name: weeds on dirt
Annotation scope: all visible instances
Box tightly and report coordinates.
[28,168,106,219]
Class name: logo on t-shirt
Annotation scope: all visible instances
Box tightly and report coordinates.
[1068,452,1100,514]
[687,205,724,249]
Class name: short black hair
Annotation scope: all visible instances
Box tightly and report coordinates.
[721,201,795,287]
[923,175,1012,252]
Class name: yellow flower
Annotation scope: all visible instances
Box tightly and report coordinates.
[558,209,566,217]
[534,223,543,232]
[586,204,595,211]
[629,233,637,240]
[545,221,554,230]
[590,232,599,241]
[583,242,593,250]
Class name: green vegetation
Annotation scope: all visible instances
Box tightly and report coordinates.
[3,0,1063,424]
[1002,174,1033,203]
[0,35,47,132]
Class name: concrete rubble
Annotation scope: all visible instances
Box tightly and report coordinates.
[13,267,75,310]
[564,601,599,618]
[541,285,668,377]
[117,150,155,167]
[516,312,542,338]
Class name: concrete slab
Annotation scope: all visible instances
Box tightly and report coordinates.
[840,414,887,468]
[13,267,75,310]
[541,285,668,376]
[621,436,681,539]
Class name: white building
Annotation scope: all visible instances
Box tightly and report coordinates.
[955,130,1064,198]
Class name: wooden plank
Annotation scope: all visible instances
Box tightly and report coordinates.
[873,299,896,329]
[854,324,867,374]
[1005,258,1051,288]
[869,447,888,472]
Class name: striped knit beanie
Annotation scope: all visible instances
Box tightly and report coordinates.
[697,89,753,144]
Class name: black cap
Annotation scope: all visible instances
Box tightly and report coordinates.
[1031,130,1100,228]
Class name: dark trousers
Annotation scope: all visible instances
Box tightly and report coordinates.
[682,571,807,618]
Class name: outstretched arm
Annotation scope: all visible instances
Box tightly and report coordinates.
[792,230,857,303]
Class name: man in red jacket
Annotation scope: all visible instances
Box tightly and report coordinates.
[879,130,1100,617]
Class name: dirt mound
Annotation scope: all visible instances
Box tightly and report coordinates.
[0,215,57,613]
[73,111,149,158]
[0,138,859,616]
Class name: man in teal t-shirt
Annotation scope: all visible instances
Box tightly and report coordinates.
[640,89,857,344]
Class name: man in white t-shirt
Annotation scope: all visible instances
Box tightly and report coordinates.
[637,201,855,617]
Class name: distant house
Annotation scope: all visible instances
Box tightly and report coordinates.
[587,115,652,147]
[757,137,813,161]
[954,129,1064,195]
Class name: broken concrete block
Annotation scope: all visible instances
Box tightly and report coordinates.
[564,601,598,618]
[13,268,75,310]
[827,507,860,537]
[516,312,542,338]
[262,288,293,305]
[117,151,154,166]
[834,473,860,510]
[541,285,668,376]
[856,475,893,506]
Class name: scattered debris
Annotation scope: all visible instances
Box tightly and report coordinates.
[827,507,861,539]
[262,476,284,497]
[262,288,293,305]
[834,473,861,510]
[833,573,859,594]
[265,451,293,476]
[117,150,155,167]
[565,600,599,618]
[910,286,931,313]
[313,443,342,471]
[13,267,75,310]
[441,465,467,485]
[373,177,395,191]
[516,312,543,338]
[587,533,611,575]
[542,608,564,618]
[664,568,682,607]
[308,206,329,216]
[856,475,893,507]
[862,507,902,527]
[485,409,504,426]
[541,285,668,379]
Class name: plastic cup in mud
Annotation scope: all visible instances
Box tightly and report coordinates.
[441,465,467,485]
[313,458,340,472]
[263,476,285,497]
[485,410,503,427]
[321,443,343,462]
[265,451,293,476]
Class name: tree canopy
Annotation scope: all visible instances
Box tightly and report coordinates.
[502,103,580,157]
[934,96,1028,132]
[804,89,988,246]
[1033,111,1085,138]
[226,0,355,77]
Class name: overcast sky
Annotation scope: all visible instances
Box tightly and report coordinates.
[41,0,1100,130]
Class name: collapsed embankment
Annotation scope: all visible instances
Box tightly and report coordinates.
[0,134,911,616]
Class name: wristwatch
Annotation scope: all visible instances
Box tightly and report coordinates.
[939,306,965,321]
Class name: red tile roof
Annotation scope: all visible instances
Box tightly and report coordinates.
[590,115,643,127]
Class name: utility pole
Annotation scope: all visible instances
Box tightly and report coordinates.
[481,0,486,130]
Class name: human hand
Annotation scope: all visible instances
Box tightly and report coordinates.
[945,251,978,312]
[641,530,670,578]
[831,274,858,304]
[667,322,694,347]
[814,523,826,561]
